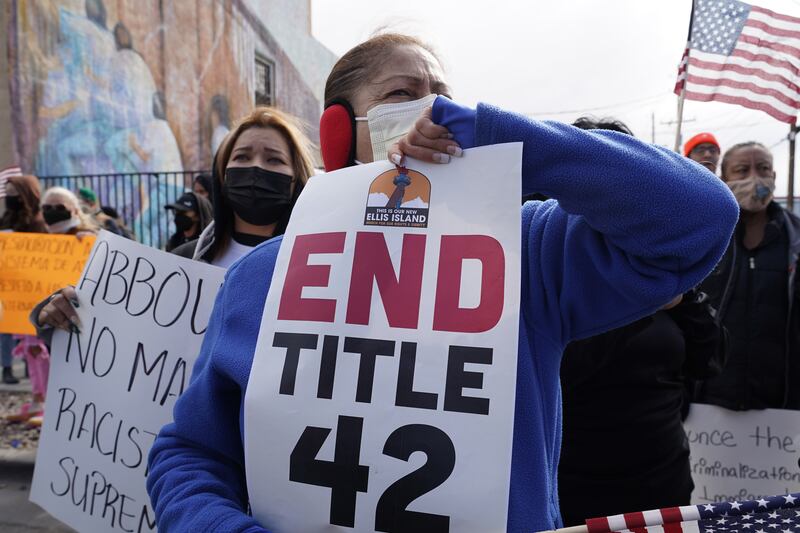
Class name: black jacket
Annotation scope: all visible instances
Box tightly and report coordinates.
[558,291,726,525]
[697,202,800,410]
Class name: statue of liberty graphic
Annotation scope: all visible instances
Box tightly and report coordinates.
[386,167,412,209]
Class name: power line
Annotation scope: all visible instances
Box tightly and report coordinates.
[524,92,672,117]
[769,137,788,150]
[653,122,760,135]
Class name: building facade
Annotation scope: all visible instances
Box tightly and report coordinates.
[0,0,335,247]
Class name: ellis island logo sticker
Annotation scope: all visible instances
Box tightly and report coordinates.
[364,166,430,228]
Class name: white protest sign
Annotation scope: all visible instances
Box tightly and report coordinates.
[30,230,226,532]
[686,403,800,504]
[244,144,522,533]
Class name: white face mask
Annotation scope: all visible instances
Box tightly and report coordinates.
[46,217,80,234]
[355,94,438,162]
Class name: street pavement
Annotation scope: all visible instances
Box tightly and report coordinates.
[0,360,73,532]
[0,454,74,532]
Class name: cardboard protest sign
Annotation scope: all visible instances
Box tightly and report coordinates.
[30,230,225,532]
[244,144,522,533]
[686,403,800,503]
[0,232,95,335]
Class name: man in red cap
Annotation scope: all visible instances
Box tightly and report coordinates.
[684,132,721,174]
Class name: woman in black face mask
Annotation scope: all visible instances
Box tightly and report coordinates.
[34,106,315,335]
[164,192,213,253]
[170,106,315,268]
[0,175,47,234]
[40,187,99,236]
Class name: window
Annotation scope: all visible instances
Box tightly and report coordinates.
[255,57,274,106]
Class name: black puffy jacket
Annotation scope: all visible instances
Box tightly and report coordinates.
[697,202,800,410]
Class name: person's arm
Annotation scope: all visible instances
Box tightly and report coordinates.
[147,243,279,532]
[430,98,738,345]
[668,289,728,379]
[29,286,81,344]
[666,290,729,419]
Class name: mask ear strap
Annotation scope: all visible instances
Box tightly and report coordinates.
[320,99,357,171]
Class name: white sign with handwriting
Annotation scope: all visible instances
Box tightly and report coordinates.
[686,403,800,504]
[30,231,226,532]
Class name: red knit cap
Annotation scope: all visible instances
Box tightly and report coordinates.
[684,132,720,156]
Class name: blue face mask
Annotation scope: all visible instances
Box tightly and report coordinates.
[726,175,776,212]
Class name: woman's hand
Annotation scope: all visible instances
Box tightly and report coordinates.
[388,107,462,165]
[38,286,81,333]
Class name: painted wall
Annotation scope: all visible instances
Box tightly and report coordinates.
[5,0,334,246]
[0,4,15,171]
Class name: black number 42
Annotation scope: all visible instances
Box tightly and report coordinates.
[289,415,456,532]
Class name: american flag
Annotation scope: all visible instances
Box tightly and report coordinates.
[674,0,800,124]
[611,508,800,533]
[0,166,22,199]
[585,493,800,533]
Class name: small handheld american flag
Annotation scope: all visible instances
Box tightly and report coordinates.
[0,166,22,198]
[538,492,800,533]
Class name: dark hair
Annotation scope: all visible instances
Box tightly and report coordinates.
[1,175,47,233]
[572,116,634,136]
[324,33,440,107]
[193,173,213,195]
[101,206,120,218]
[720,141,771,176]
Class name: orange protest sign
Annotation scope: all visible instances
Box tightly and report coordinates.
[0,232,95,335]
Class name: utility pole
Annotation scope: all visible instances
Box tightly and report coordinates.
[662,117,696,153]
[651,112,655,144]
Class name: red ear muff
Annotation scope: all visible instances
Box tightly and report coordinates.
[320,99,356,172]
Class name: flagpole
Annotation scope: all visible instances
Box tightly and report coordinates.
[674,1,695,152]
[789,124,797,212]
[536,526,587,533]
[674,88,687,153]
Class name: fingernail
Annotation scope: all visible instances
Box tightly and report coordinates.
[70,299,79,308]
[433,153,450,164]
[447,145,463,157]
[441,133,454,139]
[70,324,80,335]
[70,316,82,328]
[390,153,403,166]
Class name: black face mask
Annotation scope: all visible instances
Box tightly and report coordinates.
[5,196,22,211]
[223,167,294,226]
[174,212,195,232]
[42,205,72,225]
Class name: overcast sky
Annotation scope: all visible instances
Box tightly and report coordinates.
[311,0,800,197]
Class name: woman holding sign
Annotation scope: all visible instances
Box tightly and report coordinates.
[147,33,739,532]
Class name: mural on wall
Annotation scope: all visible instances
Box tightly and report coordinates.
[7,0,329,247]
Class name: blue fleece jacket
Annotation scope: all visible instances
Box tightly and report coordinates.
[147,102,738,533]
